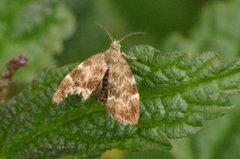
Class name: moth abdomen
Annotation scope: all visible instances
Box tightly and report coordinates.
[99,69,109,104]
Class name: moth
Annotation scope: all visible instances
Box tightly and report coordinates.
[52,25,143,125]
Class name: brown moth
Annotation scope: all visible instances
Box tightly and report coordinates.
[52,26,143,125]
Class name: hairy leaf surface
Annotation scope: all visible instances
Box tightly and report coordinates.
[1,45,239,158]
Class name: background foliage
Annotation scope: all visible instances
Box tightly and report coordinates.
[1,0,240,159]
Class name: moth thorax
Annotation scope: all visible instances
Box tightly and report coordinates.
[105,49,122,64]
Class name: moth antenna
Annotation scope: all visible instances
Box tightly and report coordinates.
[119,32,147,43]
[96,23,113,42]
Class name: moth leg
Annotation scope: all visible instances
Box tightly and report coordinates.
[121,52,137,60]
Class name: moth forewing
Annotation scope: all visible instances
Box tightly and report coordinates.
[52,53,108,104]
[52,40,140,125]
[106,50,140,125]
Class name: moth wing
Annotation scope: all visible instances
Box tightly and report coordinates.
[53,53,107,104]
[107,55,140,125]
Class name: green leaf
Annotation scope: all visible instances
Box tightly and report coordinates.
[0,45,239,158]
[0,0,75,82]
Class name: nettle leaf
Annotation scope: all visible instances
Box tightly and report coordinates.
[0,0,75,82]
[0,45,239,158]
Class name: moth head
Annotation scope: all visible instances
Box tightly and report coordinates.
[96,23,146,51]
[110,40,121,51]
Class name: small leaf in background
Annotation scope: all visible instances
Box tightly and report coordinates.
[1,45,240,158]
[102,149,124,159]
[0,0,75,83]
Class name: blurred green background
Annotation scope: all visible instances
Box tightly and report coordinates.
[1,0,240,159]
[56,0,210,65]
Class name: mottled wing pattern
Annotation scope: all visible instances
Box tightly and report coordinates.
[53,53,108,104]
[107,55,140,125]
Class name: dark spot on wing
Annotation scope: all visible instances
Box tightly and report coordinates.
[83,60,92,66]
